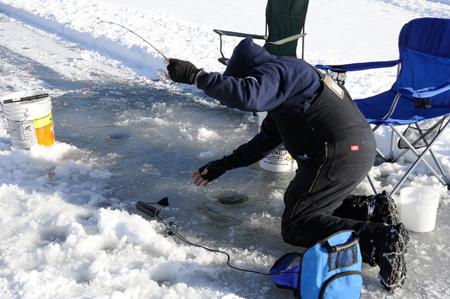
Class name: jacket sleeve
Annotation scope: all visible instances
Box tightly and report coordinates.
[228,113,282,168]
[196,64,287,112]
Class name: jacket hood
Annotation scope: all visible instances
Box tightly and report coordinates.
[224,37,273,78]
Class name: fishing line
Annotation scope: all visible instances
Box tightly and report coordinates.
[155,214,275,276]
[137,200,298,276]
[91,20,168,61]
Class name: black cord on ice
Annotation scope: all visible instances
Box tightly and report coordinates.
[155,215,279,276]
[91,20,168,60]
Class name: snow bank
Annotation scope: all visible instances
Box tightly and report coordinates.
[0,1,167,79]
[0,139,252,298]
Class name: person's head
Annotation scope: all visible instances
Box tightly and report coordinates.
[224,37,272,78]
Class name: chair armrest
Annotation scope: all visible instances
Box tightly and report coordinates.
[398,79,450,99]
[213,29,265,65]
[213,29,265,40]
[315,59,400,73]
[267,33,306,46]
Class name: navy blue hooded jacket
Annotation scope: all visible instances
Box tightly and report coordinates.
[196,37,323,167]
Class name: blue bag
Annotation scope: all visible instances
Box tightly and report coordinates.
[270,230,362,299]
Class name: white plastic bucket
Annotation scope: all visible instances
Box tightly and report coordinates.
[399,186,440,233]
[0,97,6,131]
[2,91,55,149]
[257,112,297,173]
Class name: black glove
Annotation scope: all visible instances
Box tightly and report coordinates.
[198,155,236,182]
[167,58,202,84]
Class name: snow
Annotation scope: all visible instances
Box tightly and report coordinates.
[0,0,449,298]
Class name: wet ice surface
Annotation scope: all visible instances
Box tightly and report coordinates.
[54,81,298,253]
[52,82,302,298]
[0,14,449,299]
[52,78,450,298]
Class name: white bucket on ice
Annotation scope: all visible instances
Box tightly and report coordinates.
[399,186,440,233]
[0,97,6,130]
[257,112,297,173]
[2,91,55,149]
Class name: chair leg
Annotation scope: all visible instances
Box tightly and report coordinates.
[392,118,445,163]
[390,130,448,182]
[411,121,449,184]
[388,127,396,161]
[366,175,377,195]
[371,124,389,162]
[376,148,388,163]
[391,119,450,186]
[428,149,450,185]
[390,121,450,194]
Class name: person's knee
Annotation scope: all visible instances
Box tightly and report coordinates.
[281,222,315,248]
[281,226,297,245]
[281,202,313,244]
[281,215,309,246]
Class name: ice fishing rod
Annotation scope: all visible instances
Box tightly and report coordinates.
[136,199,298,276]
[91,20,168,61]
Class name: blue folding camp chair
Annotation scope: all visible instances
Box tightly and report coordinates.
[316,18,450,195]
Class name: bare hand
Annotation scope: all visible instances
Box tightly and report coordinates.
[192,168,209,187]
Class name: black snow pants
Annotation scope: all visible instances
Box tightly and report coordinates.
[281,83,384,261]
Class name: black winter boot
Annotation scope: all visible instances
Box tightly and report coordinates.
[371,223,410,291]
[334,191,400,225]
[371,191,400,225]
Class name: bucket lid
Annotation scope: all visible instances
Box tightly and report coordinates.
[3,93,49,105]
[400,186,440,204]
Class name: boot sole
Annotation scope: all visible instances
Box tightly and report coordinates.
[378,224,410,291]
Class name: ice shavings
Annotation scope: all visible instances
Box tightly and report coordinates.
[197,128,220,142]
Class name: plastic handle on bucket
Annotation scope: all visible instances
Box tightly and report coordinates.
[3,93,49,104]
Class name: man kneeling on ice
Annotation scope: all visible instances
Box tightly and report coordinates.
[167,37,409,291]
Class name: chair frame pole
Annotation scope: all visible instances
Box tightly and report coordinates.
[301,26,305,59]
[390,124,448,184]
[367,107,449,195]
[390,119,450,194]
[391,119,449,183]
[371,124,389,161]
[389,127,396,161]
[428,148,449,181]
[366,174,378,194]
[391,119,444,162]
[218,33,226,61]
[371,92,402,163]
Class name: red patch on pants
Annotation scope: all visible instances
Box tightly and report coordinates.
[350,145,360,152]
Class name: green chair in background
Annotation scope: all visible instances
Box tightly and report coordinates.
[213,0,310,64]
